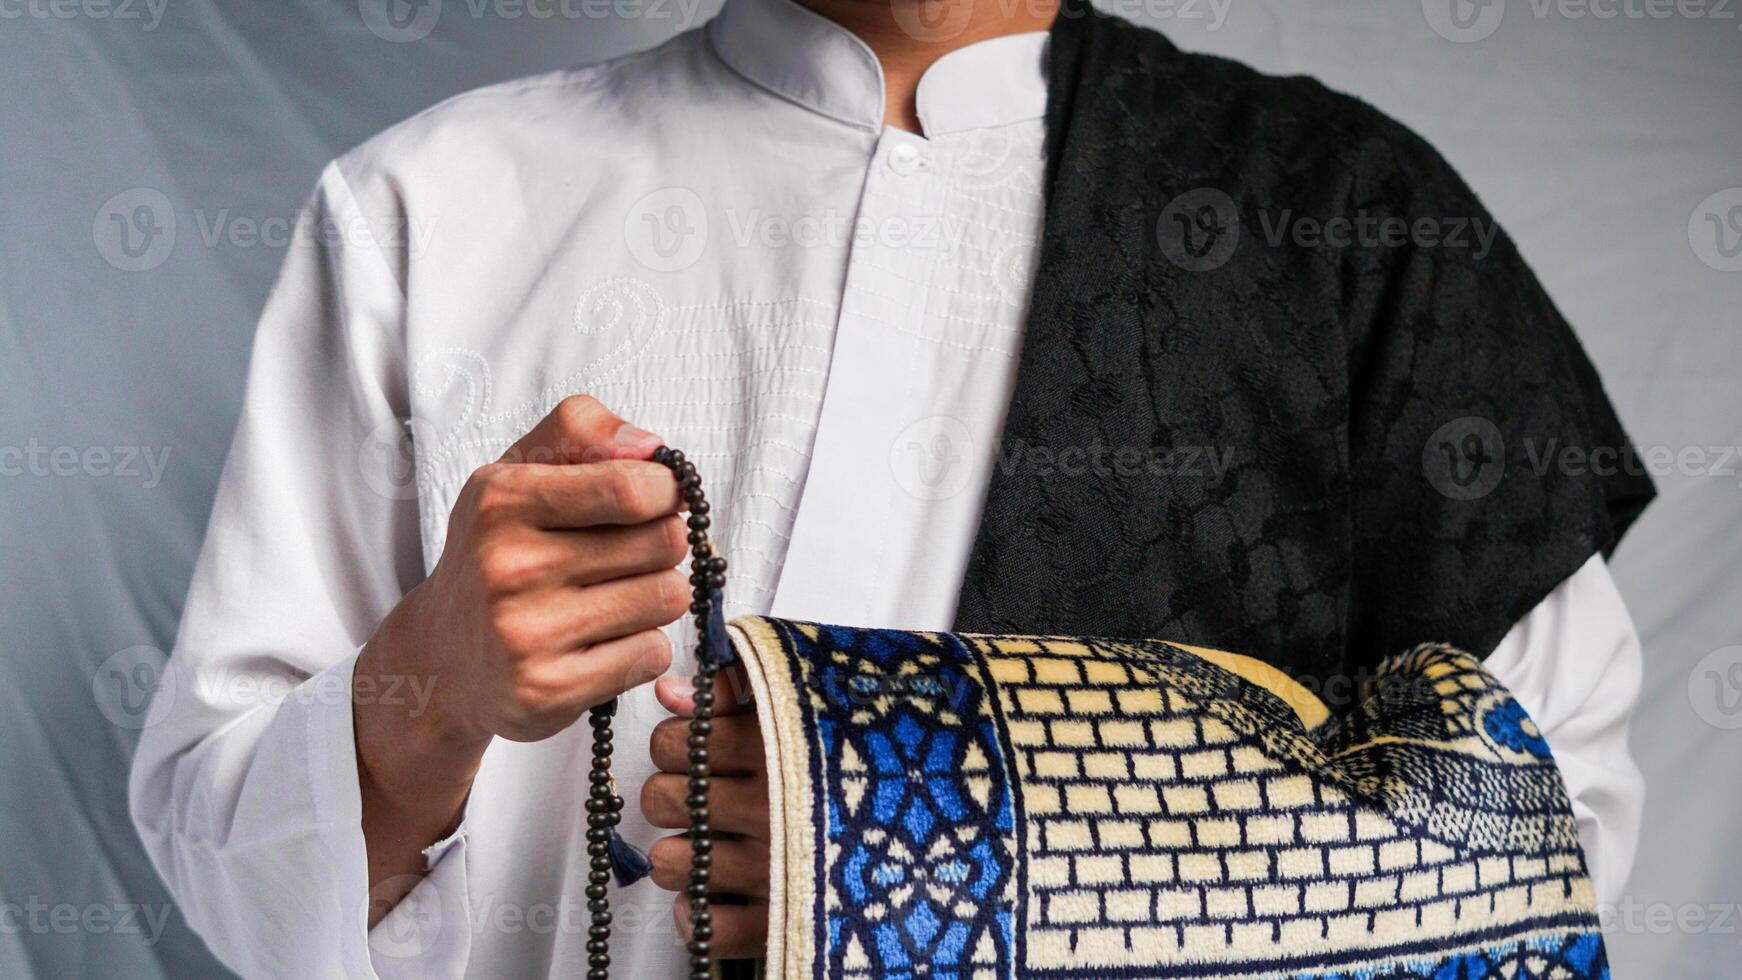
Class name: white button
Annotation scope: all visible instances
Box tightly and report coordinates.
[887,143,923,176]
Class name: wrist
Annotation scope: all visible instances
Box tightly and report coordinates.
[355,588,490,813]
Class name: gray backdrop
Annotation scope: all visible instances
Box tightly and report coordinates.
[2,1,1737,977]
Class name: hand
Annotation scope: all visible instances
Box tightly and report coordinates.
[355,395,689,922]
[643,666,770,959]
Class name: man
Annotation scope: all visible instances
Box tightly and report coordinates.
[129,0,1650,975]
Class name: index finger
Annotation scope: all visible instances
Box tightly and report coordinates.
[505,460,683,528]
[501,394,665,466]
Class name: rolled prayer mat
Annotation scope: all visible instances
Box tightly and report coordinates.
[727,617,1607,980]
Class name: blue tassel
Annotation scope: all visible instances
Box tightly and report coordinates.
[704,586,735,666]
[606,826,653,886]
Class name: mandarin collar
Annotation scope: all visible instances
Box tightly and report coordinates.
[707,0,1049,137]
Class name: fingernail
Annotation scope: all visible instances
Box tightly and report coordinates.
[665,675,695,699]
[613,422,663,451]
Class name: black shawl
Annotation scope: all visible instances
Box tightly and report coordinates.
[952,0,1654,696]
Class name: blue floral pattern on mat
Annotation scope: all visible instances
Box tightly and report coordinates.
[784,623,1017,979]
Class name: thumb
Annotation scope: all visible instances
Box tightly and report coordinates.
[655,664,755,718]
[501,394,664,465]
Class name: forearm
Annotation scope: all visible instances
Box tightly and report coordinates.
[354,587,490,926]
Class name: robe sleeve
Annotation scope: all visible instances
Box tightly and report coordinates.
[1338,118,1654,664]
[126,160,470,979]
[1485,555,1646,903]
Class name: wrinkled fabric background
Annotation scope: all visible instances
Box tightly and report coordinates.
[1,2,1736,977]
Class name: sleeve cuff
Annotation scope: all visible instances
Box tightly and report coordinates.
[369,825,472,978]
[1483,555,1645,906]
[300,647,474,978]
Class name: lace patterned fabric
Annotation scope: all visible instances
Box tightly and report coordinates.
[954,1,1655,690]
